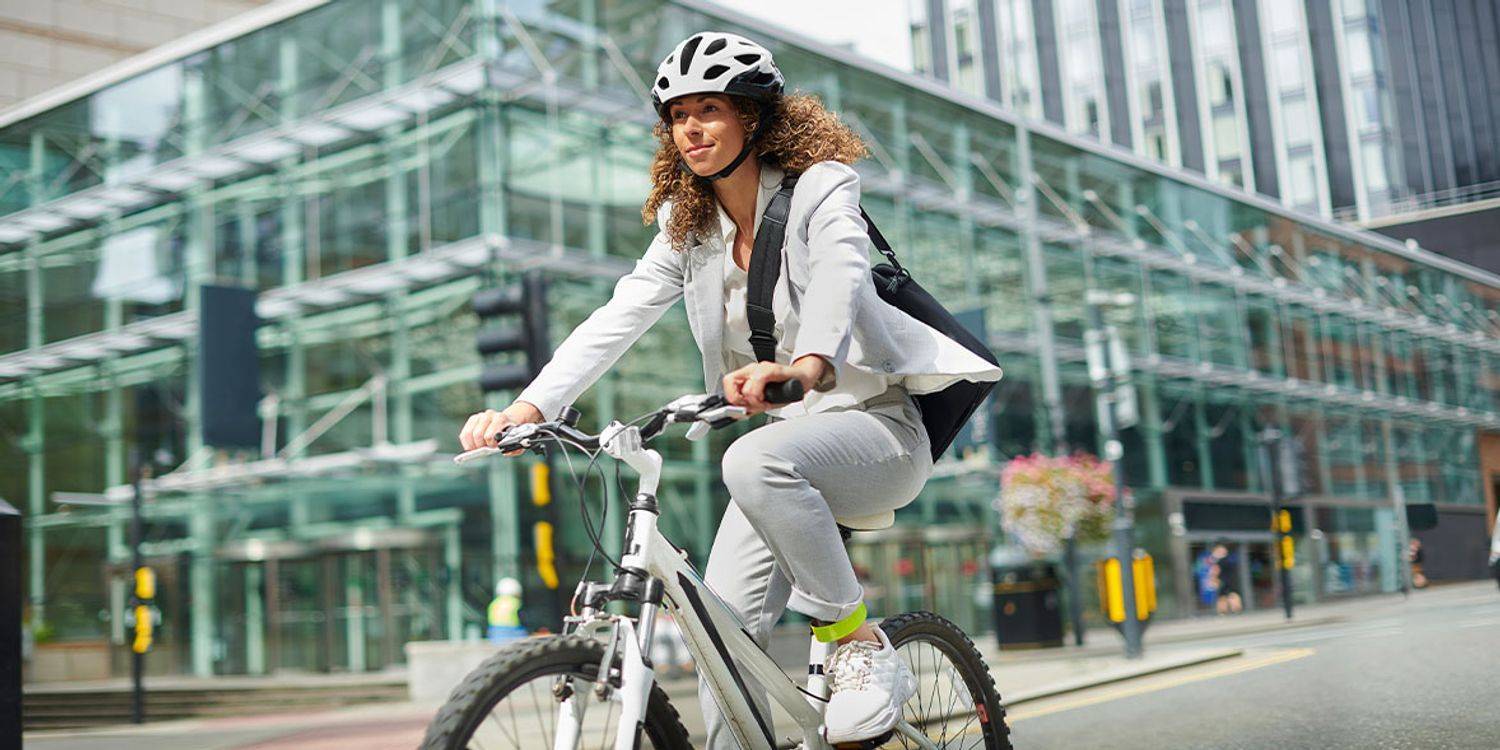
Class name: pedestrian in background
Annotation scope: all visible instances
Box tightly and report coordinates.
[1408,538,1428,589]
[1211,543,1243,615]
[487,578,527,645]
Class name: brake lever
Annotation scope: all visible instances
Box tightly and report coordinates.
[454,446,502,464]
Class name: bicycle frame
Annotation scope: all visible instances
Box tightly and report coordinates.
[561,426,836,750]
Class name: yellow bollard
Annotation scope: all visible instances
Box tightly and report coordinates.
[1097,552,1157,624]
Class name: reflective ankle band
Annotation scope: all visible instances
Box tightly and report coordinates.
[810,602,867,643]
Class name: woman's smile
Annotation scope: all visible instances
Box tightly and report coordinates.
[685,142,715,159]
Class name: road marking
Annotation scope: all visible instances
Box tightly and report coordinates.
[1003,649,1316,724]
[1458,618,1500,629]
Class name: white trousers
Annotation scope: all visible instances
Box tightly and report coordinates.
[697,386,932,748]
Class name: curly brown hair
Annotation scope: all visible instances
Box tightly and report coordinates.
[640,93,868,251]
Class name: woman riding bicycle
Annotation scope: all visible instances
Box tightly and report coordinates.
[458,32,1001,746]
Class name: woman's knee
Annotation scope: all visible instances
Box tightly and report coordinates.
[720,430,775,493]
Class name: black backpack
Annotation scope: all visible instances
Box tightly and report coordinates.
[746,174,1000,462]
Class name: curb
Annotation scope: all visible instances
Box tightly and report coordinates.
[984,613,1345,664]
[1001,647,1245,707]
[1150,614,1345,646]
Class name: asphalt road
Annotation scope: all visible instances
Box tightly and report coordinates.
[1006,584,1500,750]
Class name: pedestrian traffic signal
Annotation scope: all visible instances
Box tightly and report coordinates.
[475,272,550,393]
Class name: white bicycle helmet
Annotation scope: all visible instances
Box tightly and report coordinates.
[495,577,522,597]
[651,32,785,179]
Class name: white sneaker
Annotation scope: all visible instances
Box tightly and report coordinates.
[823,627,917,744]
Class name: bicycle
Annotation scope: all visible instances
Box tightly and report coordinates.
[424,382,1011,749]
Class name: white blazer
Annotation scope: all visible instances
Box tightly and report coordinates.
[516,160,1003,421]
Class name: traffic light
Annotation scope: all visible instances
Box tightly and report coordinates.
[475,272,550,394]
[130,566,156,654]
[1275,510,1295,570]
[530,462,559,590]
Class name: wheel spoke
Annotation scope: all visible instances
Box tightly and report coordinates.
[891,630,996,750]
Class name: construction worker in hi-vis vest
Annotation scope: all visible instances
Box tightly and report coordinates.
[487,577,527,644]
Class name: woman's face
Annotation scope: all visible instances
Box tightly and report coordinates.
[668,95,747,176]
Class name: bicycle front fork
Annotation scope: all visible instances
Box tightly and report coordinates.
[553,606,661,750]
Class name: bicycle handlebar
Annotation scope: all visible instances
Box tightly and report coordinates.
[453,379,806,464]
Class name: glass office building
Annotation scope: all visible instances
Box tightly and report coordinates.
[911,0,1500,225]
[4,0,1499,678]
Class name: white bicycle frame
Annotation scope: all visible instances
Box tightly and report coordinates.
[550,422,935,750]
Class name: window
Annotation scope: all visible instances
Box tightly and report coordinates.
[1281,97,1313,146]
[1131,23,1158,69]
[1145,130,1167,159]
[1263,0,1302,38]
[1198,1,1233,52]
[1061,0,1093,17]
[909,0,932,74]
[1361,140,1388,192]
[1289,154,1318,208]
[1143,79,1164,119]
[1356,86,1381,131]
[911,31,933,75]
[1213,114,1241,159]
[999,0,1041,116]
[1208,61,1234,108]
[1274,43,1304,91]
[1067,35,1100,85]
[1218,162,1243,188]
[1345,28,1374,78]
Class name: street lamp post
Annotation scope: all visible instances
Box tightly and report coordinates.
[1086,291,1143,659]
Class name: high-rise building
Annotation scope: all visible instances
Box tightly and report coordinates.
[4,0,1499,680]
[0,0,272,111]
[909,0,1500,228]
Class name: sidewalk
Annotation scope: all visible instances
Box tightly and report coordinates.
[28,582,1489,749]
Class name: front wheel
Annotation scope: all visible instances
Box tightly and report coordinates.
[881,611,1012,750]
[420,634,693,750]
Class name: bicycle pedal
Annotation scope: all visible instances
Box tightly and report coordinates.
[831,730,894,749]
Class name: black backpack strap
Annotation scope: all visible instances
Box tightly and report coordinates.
[745,174,799,362]
[859,207,905,273]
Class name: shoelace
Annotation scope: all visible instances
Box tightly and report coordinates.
[827,640,882,693]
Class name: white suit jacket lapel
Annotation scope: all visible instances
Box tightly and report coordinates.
[687,234,727,394]
[686,165,784,395]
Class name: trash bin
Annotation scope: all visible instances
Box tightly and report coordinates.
[990,558,1064,650]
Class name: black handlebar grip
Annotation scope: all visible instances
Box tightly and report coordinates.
[764,379,806,404]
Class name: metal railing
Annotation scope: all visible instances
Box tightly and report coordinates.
[1335,179,1500,224]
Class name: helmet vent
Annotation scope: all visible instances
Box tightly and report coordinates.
[703,64,730,80]
[680,34,704,75]
[705,37,728,55]
[657,76,669,89]
[734,53,760,66]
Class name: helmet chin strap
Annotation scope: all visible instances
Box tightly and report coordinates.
[675,99,779,182]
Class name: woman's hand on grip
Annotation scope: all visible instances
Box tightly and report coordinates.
[459,401,544,454]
